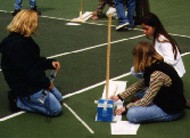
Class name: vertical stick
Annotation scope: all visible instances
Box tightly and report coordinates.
[105,14,112,99]
[79,0,83,19]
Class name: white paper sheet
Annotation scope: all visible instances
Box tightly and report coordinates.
[111,121,140,135]
[101,80,127,99]
[71,11,92,22]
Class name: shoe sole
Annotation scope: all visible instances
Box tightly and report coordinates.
[116,22,129,31]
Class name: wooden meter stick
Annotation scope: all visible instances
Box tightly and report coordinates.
[105,14,112,99]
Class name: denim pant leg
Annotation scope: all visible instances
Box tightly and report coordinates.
[17,90,62,116]
[126,105,182,123]
[130,66,144,79]
[43,91,62,116]
[50,87,63,102]
[115,0,128,24]
[14,0,22,10]
[126,0,135,27]
[29,0,36,9]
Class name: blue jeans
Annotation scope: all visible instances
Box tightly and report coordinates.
[115,0,135,27]
[17,87,63,116]
[130,66,144,79]
[126,105,183,123]
[14,0,36,10]
[130,66,146,98]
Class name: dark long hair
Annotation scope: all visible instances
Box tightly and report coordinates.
[142,12,181,59]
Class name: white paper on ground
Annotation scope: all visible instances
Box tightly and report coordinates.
[112,115,122,122]
[101,80,127,99]
[81,11,93,21]
[71,11,92,22]
[111,121,140,135]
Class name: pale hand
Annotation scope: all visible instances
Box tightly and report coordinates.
[52,61,61,71]
[91,11,98,20]
[115,107,126,115]
[110,95,119,102]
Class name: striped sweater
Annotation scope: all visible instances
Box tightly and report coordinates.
[119,71,171,108]
[118,62,185,114]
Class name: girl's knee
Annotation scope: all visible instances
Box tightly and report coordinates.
[126,107,140,123]
[49,104,62,116]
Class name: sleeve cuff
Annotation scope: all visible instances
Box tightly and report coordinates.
[117,94,124,101]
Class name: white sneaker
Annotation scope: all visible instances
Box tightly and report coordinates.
[106,7,117,18]
[115,22,129,31]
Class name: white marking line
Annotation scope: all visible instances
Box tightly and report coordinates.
[181,52,190,56]
[0,34,145,70]
[63,103,95,134]
[63,72,131,99]
[1,9,190,39]
[0,10,12,13]
[169,33,190,39]
[41,15,71,22]
[47,34,145,59]
[0,111,25,122]
[63,52,190,99]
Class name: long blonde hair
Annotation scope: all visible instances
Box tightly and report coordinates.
[133,41,163,73]
[7,9,39,37]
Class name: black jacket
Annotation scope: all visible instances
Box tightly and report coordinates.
[144,62,186,114]
[0,32,55,97]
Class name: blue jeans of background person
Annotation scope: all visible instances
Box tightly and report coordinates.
[17,87,63,116]
[130,66,144,79]
[126,104,183,123]
[115,0,135,27]
[14,0,36,10]
[130,66,146,98]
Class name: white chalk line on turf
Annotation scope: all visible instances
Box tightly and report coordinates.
[47,34,145,59]
[181,52,190,56]
[0,52,190,122]
[0,111,25,122]
[63,72,131,99]
[0,33,145,71]
[63,103,95,134]
[63,52,190,99]
[2,9,190,39]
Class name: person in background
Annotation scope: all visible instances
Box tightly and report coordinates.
[12,0,41,16]
[110,41,186,123]
[91,0,117,20]
[131,12,186,78]
[132,12,186,78]
[115,0,136,31]
[135,0,150,25]
[0,10,63,116]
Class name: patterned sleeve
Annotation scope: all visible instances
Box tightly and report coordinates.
[126,71,172,108]
[118,79,146,100]
[96,0,107,15]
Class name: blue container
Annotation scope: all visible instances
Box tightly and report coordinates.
[96,99,114,122]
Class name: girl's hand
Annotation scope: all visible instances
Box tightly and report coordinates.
[49,83,54,91]
[110,95,119,102]
[115,107,126,115]
[91,11,99,20]
[52,61,60,71]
